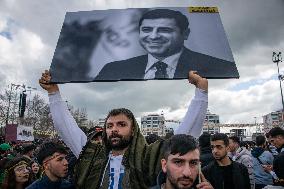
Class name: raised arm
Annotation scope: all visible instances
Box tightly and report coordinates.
[174,71,208,138]
[39,70,87,157]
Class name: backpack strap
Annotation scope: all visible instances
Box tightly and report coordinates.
[256,156,264,165]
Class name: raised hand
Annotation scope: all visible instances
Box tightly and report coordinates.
[188,71,208,92]
[39,70,59,93]
[196,172,214,189]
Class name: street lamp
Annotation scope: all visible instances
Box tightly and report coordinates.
[5,84,37,125]
[5,83,22,125]
[272,52,283,111]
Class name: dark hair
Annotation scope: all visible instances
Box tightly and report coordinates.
[30,160,43,182]
[198,132,211,148]
[162,134,198,159]
[269,127,284,138]
[265,132,271,138]
[256,135,266,146]
[145,134,161,145]
[138,9,189,32]
[229,136,240,144]
[2,156,31,189]
[22,144,35,155]
[211,133,229,146]
[240,141,249,148]
[273,152,284,185]
[105,108,135,127]
[37,142,68,165]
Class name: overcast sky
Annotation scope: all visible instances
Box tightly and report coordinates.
[0,0,284,124]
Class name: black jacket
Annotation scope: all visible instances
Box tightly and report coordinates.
[26,175,75,189]
[202,160,250,189]
[200,146,214,168]
[95,47,239,81]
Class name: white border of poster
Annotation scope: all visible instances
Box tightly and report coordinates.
[50,7,239,82]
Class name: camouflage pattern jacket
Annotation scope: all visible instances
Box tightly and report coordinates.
[74,119,164,189]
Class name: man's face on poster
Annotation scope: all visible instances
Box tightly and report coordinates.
[139,18,188,59]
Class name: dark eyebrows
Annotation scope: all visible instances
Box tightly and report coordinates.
[171,157,199,162]
[106,121,128,126]
[158,27,174,31]
[211,144,223,148]
[117,121,128,126]
[171,157,184,161]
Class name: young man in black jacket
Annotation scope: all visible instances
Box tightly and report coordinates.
[150,134,213,189]
[202,133,250,189]
[199,132,214,168]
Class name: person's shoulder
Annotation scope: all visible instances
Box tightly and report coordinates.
[202,160,215,171]
[104,54,147,68]
[262,150,274,158]
[95,54,148,80]
[182,47,234,64]
[181,47,211,59]
[263,185,284,189]
[232,160,248,170]
[148,185,160,189]
[60,179,75,189]
[26,179,40,189]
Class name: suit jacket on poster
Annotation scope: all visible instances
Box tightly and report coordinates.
[94,47,239,81]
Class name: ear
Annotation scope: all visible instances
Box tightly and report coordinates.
[225,145,230,152]
[43,161,50,171]
[183,28,190,40]
[161,158,167,173]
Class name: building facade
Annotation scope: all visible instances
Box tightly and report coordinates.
[202,110,220,134]
[141,114,166,137]
[263,110,284,126]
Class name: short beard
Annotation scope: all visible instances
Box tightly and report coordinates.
[106,133,133,151]
[167,168,194,189]
[214,152,227,161]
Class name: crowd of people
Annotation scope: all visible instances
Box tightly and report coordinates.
[0,70,283,189]
[0,124,283,189]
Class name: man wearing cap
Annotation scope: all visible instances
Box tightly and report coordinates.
[21,143,35,163]
[0,143,12,185]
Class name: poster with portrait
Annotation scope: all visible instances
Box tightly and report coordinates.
[50,7,239,82]
[17,125,34,141]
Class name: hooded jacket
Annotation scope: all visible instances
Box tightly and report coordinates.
[229,147,255,189]
[251,147,274,185]
[200,146,214,168]
[74,117,165,189]
[48,88,208,189]
[26,175,75,189]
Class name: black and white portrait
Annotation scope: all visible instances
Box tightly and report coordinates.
[50,7,239,82]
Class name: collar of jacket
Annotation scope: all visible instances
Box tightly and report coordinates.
[277,145,284,153]
[39,175,63,187]
[251,147,265,158]
[200,146,212,154]
[101,116,148,169]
